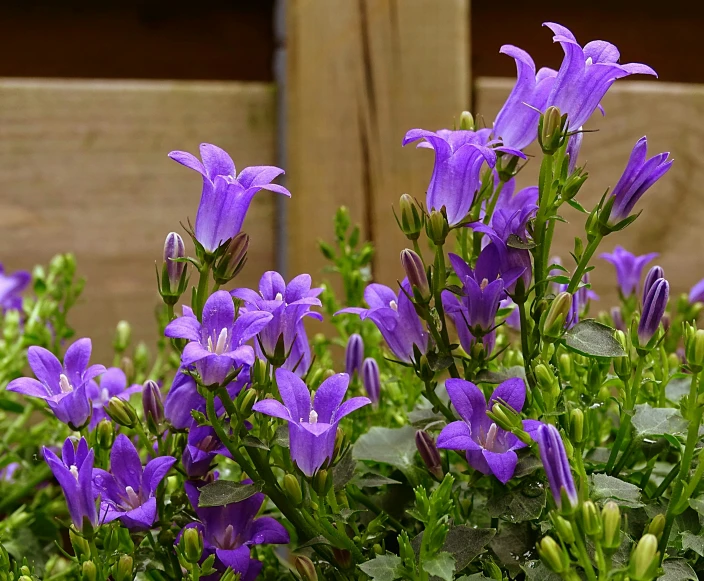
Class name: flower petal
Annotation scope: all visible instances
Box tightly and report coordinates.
[110,434,143,491]
[26,346,62,394]
[313,373,349,423]
[252,398,292,421]
[247,516,291,545]
[275,368,311,423]
[142,456,177,496]
[437,421,481,451]
[488,377,527,414]
[483,449,518,484]
[333,396,371,423]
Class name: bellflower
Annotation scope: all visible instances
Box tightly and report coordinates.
[689,278,704,304]
[86,367,141,430]
[492,180,539,220]
[402,128,497,226]
[93,434,176,530]
[337,280,428,364]
[437,378,541,484]
[543,22,657,130]
[182,424,231,479]
[165,293,272,386]
[43,437,97,531]
[638,277,669,346]
[535,423,578,509]
[0,264,30,311]
[8,338,105,430]
[168,143,291,253]
[252,369,370,477]
[183,480,289,581]
[345,333,364,377]
[600,246,658,297]
[607,137,673,226]
[231,271,322,375]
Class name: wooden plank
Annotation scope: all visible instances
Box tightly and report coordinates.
[286,0,470,286]
[475,78,704,305]
[0,79,278,360]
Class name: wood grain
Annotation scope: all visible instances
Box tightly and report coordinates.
[285,0,470,286]
[475,78,704,306]
[0,79,278,360]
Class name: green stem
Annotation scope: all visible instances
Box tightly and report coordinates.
[194,262,211,319]
[569,516,598,581]
[517,299,534,387]
[423,380,454,422]
[566,234,603,294]
[0,465,52,511]
[433,242,460,379]
[346,485,403,531]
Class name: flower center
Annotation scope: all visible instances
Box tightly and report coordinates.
[59,374,73,393]
[275,292,284,302]
[123,485,142,510]
[218,524,241,549]
[480,278,489,291]
[69,465,79,480]
[100,387,110,403]
[200,435,217,453]
[389,300,398,311]
[308,410,318,425]
[585,56,593,66]
[207,328,229,355]
[484,423,499,451]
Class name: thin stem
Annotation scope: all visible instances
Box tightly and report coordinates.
[194,262,211,319]
[433,242,460,379]
[423,380,454,422]
[566,234,603,294]
[517,299,533,386]
[346,485,403,531]
[569,515,597,581]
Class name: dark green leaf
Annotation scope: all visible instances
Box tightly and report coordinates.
[632,404,688,438]
[353,426,417,471]
[659,559,697,581]
[333,452,357,491]
[0,397,25,414]
[565,198,588,213]
[242,435,269,450]
[507,234,536,250]
[590,474,643,508]
[521,560,563,581]
[353,474,403,487]
[272,425,289,448]
[441,526,495,571]
[680,532,704,557]
[198,480,263,507]
[358,554,403,581]
[487,481,546,522]
[475,366,526,385]
[297,535,333,550]
[563,319,627,360]
[547,275,571,285]
[490,522,535,575]
[408,407,445,429]
[423,552,455,581]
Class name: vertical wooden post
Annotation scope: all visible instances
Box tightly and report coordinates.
[286,0,471,285]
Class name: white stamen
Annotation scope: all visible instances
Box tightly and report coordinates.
[485,423,499,451]
[221,524,236,549]
[389,300,398,311]
[124,485,141,508]
[69,465,79,480]
[585,56,593,66]
[275,292,283,302]
[101,388,110,403]
[480,278,489,291]
[308,410,318,424]
[208,328,229,355]
[59,374,72,394]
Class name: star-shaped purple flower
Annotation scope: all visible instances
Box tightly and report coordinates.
[253,369,370,477]
[600,246,658,297]
[8,338,106,430]
[86,367,141,430]
[437,378,541,484]
[182,424,232,479]
[165,292,272,386]
[92,434,176,530]
[0,264,30,312]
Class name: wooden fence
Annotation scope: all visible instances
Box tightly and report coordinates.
[0,0,702,357]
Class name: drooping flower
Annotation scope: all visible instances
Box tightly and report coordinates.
[606,137,673,226]
[182,424,231,479]
[336,280,428,364]
[43,437,97,531]
[168,143,291,253]
[345,334,364,377]
[0,264,30,311]
[8,338,105,430]
[402,129,497,226]
[535,423,577,510]
[231,272,322,375]
[543,23,657,131]
[86,367,141,430]
[437,378,541,484]
[252,369,370,477]
[92,434,176,530]
[165,293,272,386]
[638,277,669,346]
[600,246,657,297]
[182,480,289,581]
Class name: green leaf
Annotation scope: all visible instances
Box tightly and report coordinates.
[563,319,627,360]
[590,474,644,508]
[198,480,263,507]
[456,576,491,581]
[565,197,588,213]
[296,535,333,550]
[689,495,704,517]
[490,522,535,575]
[521,560,563,581]
[487,480,546,522]
[423,552,455,581]
[441,526,495,571]
[358,554,403,581]
[353,426,417,471]
[333,452,357,491]
[474,366,526,385]
[632,404,688,438]
[507,234,536,250]
[353,474,402,487]
[681,532,704,557]
[666,376,691,402]
[242,435,269,450]
[272,425,289,448]
[659,558,697,581]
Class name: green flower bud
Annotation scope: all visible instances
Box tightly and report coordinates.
[113,320,131,354]
[551,515,574,545]
[81,561,97,581]
[96,419,115,449]
[537,536,569,574]
[601,501,621,550]
[488,402,522,433]
[237,388,257,418]
[629,534,660,581]
[112,555,133,581]
[312,469,332,497]
[685,328,704,372]
[214,232,249,285]
[401,249,431,302]
[283,474,303,506]
[645,514,665,540]
[104,526,120,552]
[538,106,565,155]
[484,561,503,581]
[397,194,424,241]
[582,501,602,538]
[181,527,203,564]
[542,292,572,340]
[105,397,139,428]
[69,529,91,561]
[426,209,449,245]
[534,363,556,393]
[252,358,268,387]
[295,555,318,581]
[18,576,32,581]
[459,111,474,131]
[569,408,585,444]
[557,353,572,377]
[134,342,150,373]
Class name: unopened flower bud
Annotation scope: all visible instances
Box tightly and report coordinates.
[70,529,91,561]
[601,501,621,550]
[534,363,556,393]
[252,358,268,387]
[542,292,572,340]
[142,380,164,425]
[401,249,431,302]
[332,548,352,569]
[134,342,150,373]
[643,266,664,300]
[333,427,348,462]
[537,536,569,574]
[629,534,660,581]
[551,515,574,544]
[112,555,133,581]
[582,501,602,538]
[96,419,115,449]
[415,430,443,480]
[538,106,565,154]
[237,388,257,417]
[685,328,704,372]
[161,232,187,304]
[113,320,131,353]
[312,469,332,496]
[181,527,204,564]
[81,561,97,581]
[283,474,303,506]
[105,397,139,428]
[362,358,381,405]
[426,209,449,245]
[345,334,364,377]
[557,353,572,377]
[459,111,474,131]
[214,232,249,284]
[295,555,318,581]
[569,408,585,443]
[398,194,424,241]
[638,277,669,347]
[645,514,665,540]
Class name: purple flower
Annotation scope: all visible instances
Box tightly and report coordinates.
[0,462,19,483]
[543,23,657,130]
[402,129,497,226]
[492,179,539,221]
[165,293,272,386]
[600,246,658,297]
[643,266,665,300]
[535,423,577,510]
[345,334,364,377]
[638,277,669,346]
[557,272,598,329]
[182,424,231,479]
[92,434,176,530]
[611,306,625,331]
[689,279,704,304]
[252,369,370,477]
[231,272,322,375]
[43,437,97,531]
[607,137,673,226]
[361,357,380,405]
[182,480,289,581]
[336,281,428,364]
[86,367,141,430]
[566,130,583,174]
[437,378,541,484]
[0,264,30,311]
[168,143,291,253]
[8,338,105,430]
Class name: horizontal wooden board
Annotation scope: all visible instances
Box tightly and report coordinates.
[475,78,704,306]
[0,79,278,360]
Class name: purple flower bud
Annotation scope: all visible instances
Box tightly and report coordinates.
[345,334,364,377]
[611,306,625,332]
[142,380,164,425]
[401,249,430,301]
[535,424,577,511]
[643,266,664,300]
[690,278,704,304]
[163,232,186,292]
[566,130,583,174]
[415,430,443,480]
[361,358,381,405]
[638,278,669,346]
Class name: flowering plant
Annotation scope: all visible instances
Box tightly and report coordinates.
[1,22,701,581]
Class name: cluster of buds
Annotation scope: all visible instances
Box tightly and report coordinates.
[683,322,704,372]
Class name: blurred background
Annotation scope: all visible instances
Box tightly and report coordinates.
[1,0,702,357]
